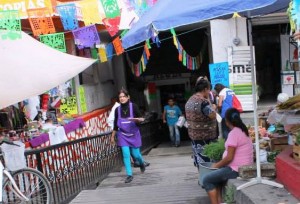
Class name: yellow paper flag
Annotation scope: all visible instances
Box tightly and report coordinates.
[232,12,241,18]
[98,46,107,62]
[79,0,102,25]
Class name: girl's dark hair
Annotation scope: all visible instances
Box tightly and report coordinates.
[214,83,226,94]
[195,79,211,92]
[225,108,249,137]
[118,88,129,97]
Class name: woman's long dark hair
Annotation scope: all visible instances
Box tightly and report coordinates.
[225,108,249,136]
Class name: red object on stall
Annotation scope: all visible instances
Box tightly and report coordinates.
[41,94,50,110]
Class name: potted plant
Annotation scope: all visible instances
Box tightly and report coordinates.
[203,139,225,162]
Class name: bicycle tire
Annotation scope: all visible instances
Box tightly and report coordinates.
[2,168,53,204]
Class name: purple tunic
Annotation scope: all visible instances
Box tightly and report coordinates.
[117,103,142,147]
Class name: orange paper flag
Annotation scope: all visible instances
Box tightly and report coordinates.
[144,44,150,59]
[112,37,124,55]
[27,8,55,36]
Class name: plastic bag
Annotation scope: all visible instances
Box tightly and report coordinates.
[176,116,186,127]
[1,141,26,171]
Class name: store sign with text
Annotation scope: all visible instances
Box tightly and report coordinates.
[60,96,78,115]
[228,46,254,111]
[0,0,54,18]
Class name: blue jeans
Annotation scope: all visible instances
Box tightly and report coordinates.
[168,125,180,145]
[202,166,239,191]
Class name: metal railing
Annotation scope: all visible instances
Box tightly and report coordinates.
[24,120,162,204]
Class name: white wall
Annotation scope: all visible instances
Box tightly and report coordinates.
[82,55,127,112]
[210,18,248,63]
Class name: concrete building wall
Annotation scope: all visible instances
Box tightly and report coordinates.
[82,55,127,112]
[210,17,248,63]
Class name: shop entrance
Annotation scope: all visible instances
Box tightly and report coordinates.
[253,24,284,101]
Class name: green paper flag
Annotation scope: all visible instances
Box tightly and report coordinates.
[0,10,21,40]
[100,0,121,18]
[170,28,176,36]
[120,29,129,38]
[146,39,151,49]
[40,33,66,52]
[91,48,99,59]
[183,51,187,66]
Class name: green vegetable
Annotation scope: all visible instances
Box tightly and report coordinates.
[203,139,225,161]
[267,150,280,163]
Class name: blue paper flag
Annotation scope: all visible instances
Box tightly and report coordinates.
[56,3,79,31]
[106,43,114,60]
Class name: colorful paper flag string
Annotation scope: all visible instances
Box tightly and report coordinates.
[56,3,79,31]
[0,10,21,40]
[40,33,66,52]
[72,24,101,49]
[27,8,56,36]
[170,29,202,70]
[127,42,151,76]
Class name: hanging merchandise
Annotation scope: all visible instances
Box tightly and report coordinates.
[0,10,21,40]
[41,94,50,111]
[39,33,66,53]
[72,24,101,49]
[27,8,56,37]
[56,3,79,31]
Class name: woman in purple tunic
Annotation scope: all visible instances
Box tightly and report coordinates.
[111,88,146,183]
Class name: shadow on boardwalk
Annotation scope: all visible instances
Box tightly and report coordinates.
[70,141,210,204]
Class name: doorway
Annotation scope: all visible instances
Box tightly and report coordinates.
[252,24,284,101]
[159,84,189,141]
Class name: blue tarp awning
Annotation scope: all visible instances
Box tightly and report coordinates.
[122,0,289,49]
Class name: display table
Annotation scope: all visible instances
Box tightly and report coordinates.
[28,118,85,148]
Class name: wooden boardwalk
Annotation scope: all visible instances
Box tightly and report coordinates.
[70,142,210,204]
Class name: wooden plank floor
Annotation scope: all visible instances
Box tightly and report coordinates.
[70,142,210,204]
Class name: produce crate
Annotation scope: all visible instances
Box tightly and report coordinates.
[270,136,288,151]
[258,116,269,128]
[293,143,300,161]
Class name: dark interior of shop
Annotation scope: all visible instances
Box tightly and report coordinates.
[252,23,290,101]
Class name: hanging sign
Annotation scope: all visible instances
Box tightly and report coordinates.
[79,86,87,113]
[0,0,54,18]
[209,62,230,89]
[60,96,78,115]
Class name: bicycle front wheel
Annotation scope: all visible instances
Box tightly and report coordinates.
[2,168,53,204]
